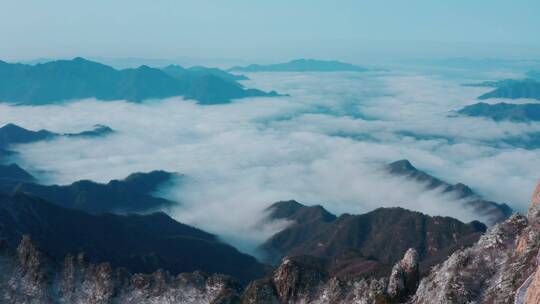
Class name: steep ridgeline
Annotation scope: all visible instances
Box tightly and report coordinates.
[0,123,55,149]
[229,59,369,72]
[411,180,540,304]
[387,159,512,225]
[0,163,35,183]
[0,58,277,105]
[0,169,178,214]
[457,102,540,122]
[259,200,486,280]
[0,192,269,284]
[0,123,113,150]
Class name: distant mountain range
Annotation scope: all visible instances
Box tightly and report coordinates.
[0,168,178,214]
[387,160,512,225]
[0,58,278,105]
[0,123,112,148]
[229,59,369,72]
[0,123,113,164]
[458,102,540,122]
[464,78,540,100]
[163,64,248,81]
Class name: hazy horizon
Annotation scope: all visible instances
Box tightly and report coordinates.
[1,0,539,65]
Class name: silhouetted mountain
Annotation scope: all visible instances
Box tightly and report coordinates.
[229,59,369,72]
[458,102,540,122]
[181,74,279,105]
[0,123,114,151]
[64,124,114,137]
[476,79,540,100]
[0,170,177,214]
[387,160,512,225]
[462,79,517,88]
[0,164,35,183]
[0,123,54,149]
[0,192,268,284]
[260,201,486,279]
[163,64,248,82]
[0,58,277,104]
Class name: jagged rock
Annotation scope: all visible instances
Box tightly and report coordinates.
[0,236,243,304]
[272,256,329,303]
[387,248,419,301]
[241,278,280,304]
[411,181,540,304]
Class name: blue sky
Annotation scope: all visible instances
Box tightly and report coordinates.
[1,0,539,63]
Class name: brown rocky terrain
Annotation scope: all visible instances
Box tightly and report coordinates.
[260,200,487,280]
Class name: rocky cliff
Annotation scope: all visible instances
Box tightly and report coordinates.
[0,236,243,304]
[411,180,540,304]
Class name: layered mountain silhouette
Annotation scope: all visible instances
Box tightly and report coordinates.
[458,102,540,122]
[0,123,113,150]
[387,159,512,225]
[473,78,540,100]
[259,200,486,279]
[162,64,248,82]
[0,192,268,284]
[229,59,369,72]
[0,58,277,105]
[0,123,55,149]
[0,169,177,214]
[0,164,35,183]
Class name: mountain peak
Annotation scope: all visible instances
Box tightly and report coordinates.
[387,159,418,174]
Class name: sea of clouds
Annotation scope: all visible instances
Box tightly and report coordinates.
[1,70,539,253]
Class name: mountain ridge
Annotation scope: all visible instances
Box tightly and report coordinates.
[0,58,278,105]
[229,58,369,72]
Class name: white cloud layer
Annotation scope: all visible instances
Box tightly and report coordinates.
[1,71,539,254]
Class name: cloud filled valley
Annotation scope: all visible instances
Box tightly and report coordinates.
[1,70,539,254]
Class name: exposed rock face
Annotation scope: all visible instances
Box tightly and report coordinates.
[0,236,243,304]
[241,250,422,304]
[525,253,540,304]
[411,180,540,304]
[387,248,419,302]
[529,180,540,219]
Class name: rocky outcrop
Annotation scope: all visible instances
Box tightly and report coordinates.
[525,253,540,304]
[241,250,421,303]
[387,248,419,302]
[0,235,243,304]
[411,180,540,304]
